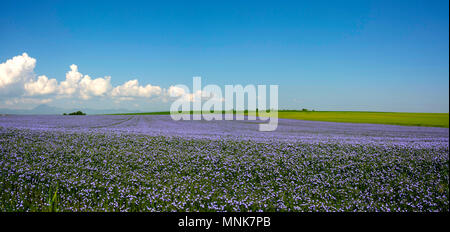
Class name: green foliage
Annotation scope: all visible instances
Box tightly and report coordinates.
[47,187,59,212]
[65,111,86,115]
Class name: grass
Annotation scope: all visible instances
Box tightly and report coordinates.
[109,110,449,128]
[274,111,449,128]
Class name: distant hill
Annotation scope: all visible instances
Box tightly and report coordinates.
[30,104,63,114]
[0,104,142,115]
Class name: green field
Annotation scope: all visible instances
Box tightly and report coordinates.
[110,111,449,128]
[274,111,449,128]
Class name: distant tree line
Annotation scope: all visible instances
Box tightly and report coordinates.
[63,111,86,115]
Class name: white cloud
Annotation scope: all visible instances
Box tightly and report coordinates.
[57,64,113,100]
[168,85,186,97]
[5,97,52,106]
[0,53,36,95]
[24,75,58,96]
[58,64,82,96]
[79,75,112,100]
[0,53,167,109]
[167,86,223,103]
[111,79,161,98]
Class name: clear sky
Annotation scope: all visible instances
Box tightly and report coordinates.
[0,0,448,112]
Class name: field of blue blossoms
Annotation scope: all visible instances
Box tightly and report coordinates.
[0,115,448,212]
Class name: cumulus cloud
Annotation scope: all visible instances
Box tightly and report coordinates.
[58,64,83,96]
[167,86,223,103]
[0,53,165,108]
[58,65,112,99]
[167,85,186,97]
[79,75,112,100]
[24,75,58,96]
[0,53,36,95]
[111,79,161,98]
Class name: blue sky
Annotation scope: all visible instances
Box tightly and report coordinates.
[0,0,448,112]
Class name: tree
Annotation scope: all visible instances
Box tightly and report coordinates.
[65,111,86,115]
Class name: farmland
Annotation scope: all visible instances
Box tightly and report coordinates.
[275,111,449,128]
[0,115,448,212]
[113,111,450,128]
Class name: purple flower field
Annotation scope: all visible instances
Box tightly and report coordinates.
[0,115,448,212]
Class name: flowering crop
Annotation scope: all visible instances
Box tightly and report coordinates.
[0,115,448,212]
